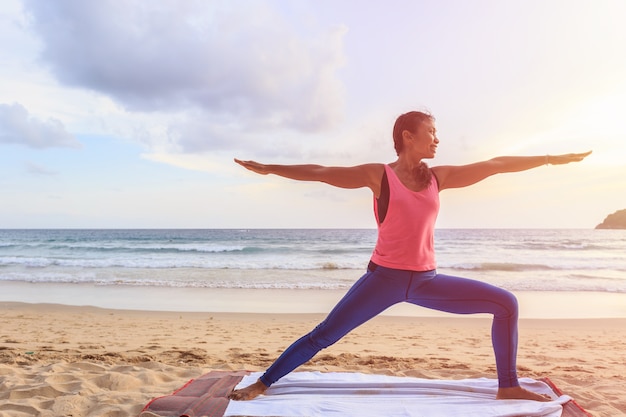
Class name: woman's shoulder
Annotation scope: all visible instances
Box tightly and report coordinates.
[353,163,386,176]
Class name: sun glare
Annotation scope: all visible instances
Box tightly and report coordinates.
[555,87,626,166]
[504,87,626,166]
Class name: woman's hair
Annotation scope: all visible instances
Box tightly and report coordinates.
[392,111,434,156]
[392,110,435,190]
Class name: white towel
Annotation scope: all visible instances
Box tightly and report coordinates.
[226,372,571,417]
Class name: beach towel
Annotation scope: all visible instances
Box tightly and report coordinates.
[141,371,591,417]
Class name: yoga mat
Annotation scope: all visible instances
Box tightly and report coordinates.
[141,371,591,417]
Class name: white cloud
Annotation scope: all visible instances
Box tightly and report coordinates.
[22,0,347,151]
[0,102,80,149]
[24,161,58,176]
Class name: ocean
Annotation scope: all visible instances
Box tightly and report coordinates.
[1,228,625,316]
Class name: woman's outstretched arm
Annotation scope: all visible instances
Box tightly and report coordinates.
[432,151,592,191]
[234,158,385,196]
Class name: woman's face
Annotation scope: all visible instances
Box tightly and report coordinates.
[406,118,439,159]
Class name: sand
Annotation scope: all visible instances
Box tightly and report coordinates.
[0,302,624,417]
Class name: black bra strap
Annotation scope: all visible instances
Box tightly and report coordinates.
[376,170,390,224]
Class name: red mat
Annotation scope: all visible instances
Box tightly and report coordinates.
[539,378,592,417]
[141,371,591,417]
[141,370,249,417]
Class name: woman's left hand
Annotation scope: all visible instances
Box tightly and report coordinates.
[547,151,592,165]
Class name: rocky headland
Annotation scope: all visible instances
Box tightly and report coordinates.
[595,209,626,229]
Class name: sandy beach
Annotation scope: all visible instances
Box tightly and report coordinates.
[0,302,624,417]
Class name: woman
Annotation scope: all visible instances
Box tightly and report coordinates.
[229,111,591,402]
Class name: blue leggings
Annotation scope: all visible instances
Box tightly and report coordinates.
[259,264,520,388]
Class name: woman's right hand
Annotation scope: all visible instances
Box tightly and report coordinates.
[234,158,272,175]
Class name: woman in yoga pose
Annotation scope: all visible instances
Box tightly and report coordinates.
[229,111,591,402]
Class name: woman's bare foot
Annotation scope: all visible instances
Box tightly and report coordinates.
[496,386,552,402]
[228,379,268,401]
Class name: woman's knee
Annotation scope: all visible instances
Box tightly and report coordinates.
[307,321,344,350]
[496,289,518,319]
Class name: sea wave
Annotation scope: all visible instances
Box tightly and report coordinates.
[446,262,558,272]
[502,242,616,251]
[0,256,364,270]
[6,243,253,254]
[2,266,626,293]
[0,273,352,290]
[2,273,625,293]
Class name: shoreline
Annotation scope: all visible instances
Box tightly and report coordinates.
[2,280,626,318]
[1,302,625,416]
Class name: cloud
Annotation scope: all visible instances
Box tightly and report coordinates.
[0,102,80,149]
[24,161,58,176]
[23,0,347,141]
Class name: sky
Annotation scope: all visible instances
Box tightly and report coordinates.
[0,0,624,229]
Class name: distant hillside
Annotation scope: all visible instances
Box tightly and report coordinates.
[595,209,626,229]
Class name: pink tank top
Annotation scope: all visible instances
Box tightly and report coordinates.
[371,164,439,271]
